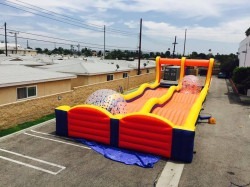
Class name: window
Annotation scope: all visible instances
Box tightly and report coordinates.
[146,69,150,73]
[17,86,37,100]
[107,74,114,81]
[123,72,128,78]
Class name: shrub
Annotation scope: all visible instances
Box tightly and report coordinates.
[232,67,250,94]
[232,67,250,84]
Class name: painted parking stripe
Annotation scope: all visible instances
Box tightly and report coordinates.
[30,129,72,141]
[23,132,91,149]
[156,161,184,187]
[0,148,65,175]
[0,119,55,141]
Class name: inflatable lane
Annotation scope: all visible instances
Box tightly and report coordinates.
[55,57,214,163]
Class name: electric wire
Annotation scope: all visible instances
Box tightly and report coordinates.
[11,0,138,36]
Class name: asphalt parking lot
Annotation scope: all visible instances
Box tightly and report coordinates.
[0,120,169,187]
[0,77,249,187]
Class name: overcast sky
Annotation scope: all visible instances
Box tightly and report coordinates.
[0,0,250,55]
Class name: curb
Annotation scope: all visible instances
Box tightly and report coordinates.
[229,79,239,94]
[229,79,250,104]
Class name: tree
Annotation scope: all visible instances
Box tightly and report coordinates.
[0,50,4,54]
[35,48,43,54]
[81,48,92,57]
[218,53,239,77]
[165,50,171,57]
[197,53,207,59]
[149,52,155,58]
[44,48,49,54]
[245,27,250,37]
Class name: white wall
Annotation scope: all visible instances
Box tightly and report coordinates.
[238,36,250,67]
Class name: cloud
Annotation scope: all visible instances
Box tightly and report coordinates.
[7,0,249,19]
[142,16,250,43]
[0,11,34,17]
[124,21,139,29]
[85,20,114,27]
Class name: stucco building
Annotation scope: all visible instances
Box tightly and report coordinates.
[0,65,76,105]
[238,35,250,67]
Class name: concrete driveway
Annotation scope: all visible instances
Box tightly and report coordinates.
[179,77,250,187]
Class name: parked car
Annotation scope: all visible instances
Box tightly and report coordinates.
[217,72,227,78]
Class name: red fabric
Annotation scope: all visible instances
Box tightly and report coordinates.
[119,115,173,158]
[68,107,110,145]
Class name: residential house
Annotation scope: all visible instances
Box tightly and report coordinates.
[0,65,76,105]
[38,59,133,88]
[88,58,156,76]
[0,43,37,56]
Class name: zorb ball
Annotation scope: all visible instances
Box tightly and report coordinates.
[85,89,127,115]
[180,75,202,94]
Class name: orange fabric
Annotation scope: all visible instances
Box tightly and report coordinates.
[152,93,199,126]
[126,87,168,113]
[185,59,210,67]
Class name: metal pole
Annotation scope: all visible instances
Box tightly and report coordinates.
[183,29,187,56]
[104,25,105,59]
[172,36,178,58]
[137,18,142,75]
[15,33,17,54]
[4,22,7,56]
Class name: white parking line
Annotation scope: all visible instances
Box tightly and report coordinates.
[156,161,184,187]
[30,130,72,141]
[0,119,55,141]
[23,132,91,149]
[0,148,65,175]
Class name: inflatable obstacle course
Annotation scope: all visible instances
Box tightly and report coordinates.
[55,57,214,163]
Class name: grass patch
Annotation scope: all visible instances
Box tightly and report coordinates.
[0,113,55,138]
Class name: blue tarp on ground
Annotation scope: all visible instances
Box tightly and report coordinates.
[76,139,160,168]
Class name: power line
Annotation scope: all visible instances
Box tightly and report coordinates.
[0,2,103,32]
[0,33,138,51]
[12,0,103,29]
[0,27,136,49]
[12,0,138,36]
[3,1,138,37]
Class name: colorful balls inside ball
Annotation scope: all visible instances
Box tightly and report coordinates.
[180,75,202,94]
[85,89,127,115]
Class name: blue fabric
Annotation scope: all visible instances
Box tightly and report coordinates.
[171,129,195,163]
[76,139,160,168]
[110,119,119,147]
[55,109,68,137]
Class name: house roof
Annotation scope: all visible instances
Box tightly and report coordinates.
[85,57,156,70]
[0,59,44,66]
[39,60,133,75]
[0,65,76,88]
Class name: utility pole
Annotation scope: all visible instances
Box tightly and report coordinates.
[4,22,7,56]
[14,32,18,54]
[27,40,29,48]
[77,44,80,54]
[137,18,142,75]
[104,25,105,59]
[172,36,178,58]
[183,29,187,56]
[9,31,19,54]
